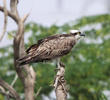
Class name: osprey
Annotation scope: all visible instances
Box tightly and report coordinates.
[17,30,85,66]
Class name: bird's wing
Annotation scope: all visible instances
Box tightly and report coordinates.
[26,34,60,55]
[18,34,76,64]
[26,44,38,55]
[32,36,73,60]
[25,34,74,61]
[37,34,60,45]
[37,33,72,46]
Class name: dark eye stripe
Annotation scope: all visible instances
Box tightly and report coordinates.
[74,33,77,35]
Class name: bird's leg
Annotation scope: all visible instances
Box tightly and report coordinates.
[55,58,61,71]
[53,58,60,89]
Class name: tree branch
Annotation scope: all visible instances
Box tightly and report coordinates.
[0,0,7,41]
[0,78,21,100]
[22,13,30,22]
[0,6,18,23]
[54,62,67,100]
[10,0,36,99]
[10,0,19,17]
[0,0,36,100]
[11,74,18,87]
[35,87,42,98]
[0,86,14,99]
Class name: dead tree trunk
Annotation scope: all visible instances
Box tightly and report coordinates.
[11,1,36,100]
[13,17,36,100]
[0,0,36,100]
[54,62,67,100]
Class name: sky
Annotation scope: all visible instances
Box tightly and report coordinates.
[0,0,109,47]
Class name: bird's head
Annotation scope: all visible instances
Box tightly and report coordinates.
[70,30,85,40]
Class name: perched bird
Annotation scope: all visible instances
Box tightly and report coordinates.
[17,30,85,66]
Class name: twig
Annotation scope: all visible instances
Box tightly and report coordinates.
[0,87,13,100]
[11,74,18,87]
[35,87,42,98]
[6,74,18,99]
[0,86,5,93]
[0,78,21,100]
[22,13,30,22]
[0,0,7,41]
[0,90,13,99]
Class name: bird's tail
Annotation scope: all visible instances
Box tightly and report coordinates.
[17,55,34,66]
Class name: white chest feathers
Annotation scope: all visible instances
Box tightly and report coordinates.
[75,34,81,40]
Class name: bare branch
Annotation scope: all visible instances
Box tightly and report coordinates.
[11,74,18,87]
[0,90,13,99]
[12,2,36,98]
[22,13,30,22]
[0,0,7,41]
[10,0,19,17]
[0,78,21,100]
[0,0,36,100]
[35,87,42,98]
[0,86,13,99]
[0,6,18,23]
[6,74,18,99]
[0,86,5,93]
[54,62,67,100]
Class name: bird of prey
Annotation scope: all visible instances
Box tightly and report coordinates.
[17,30,85,66]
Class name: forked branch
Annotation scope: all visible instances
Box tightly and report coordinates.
[0,78,21,100]
[0,0,36,100]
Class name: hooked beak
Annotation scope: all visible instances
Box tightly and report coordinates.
[80,33,85,37]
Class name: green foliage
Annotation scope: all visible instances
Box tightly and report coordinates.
[0,94,4,100]
[0,14,110,100]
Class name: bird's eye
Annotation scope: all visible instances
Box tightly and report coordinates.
[79,32,81,34]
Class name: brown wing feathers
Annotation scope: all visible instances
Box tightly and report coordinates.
[17,34,75,66]
[26,34,59,54]
[26,44,37,54]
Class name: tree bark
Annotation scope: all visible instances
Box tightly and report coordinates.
[0,78,21,100]
[54,62,67,100]
[0,0,36,100]
[13,20,36,100]
[11,1,36,100]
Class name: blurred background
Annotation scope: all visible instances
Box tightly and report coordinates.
[0,0,110,100]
